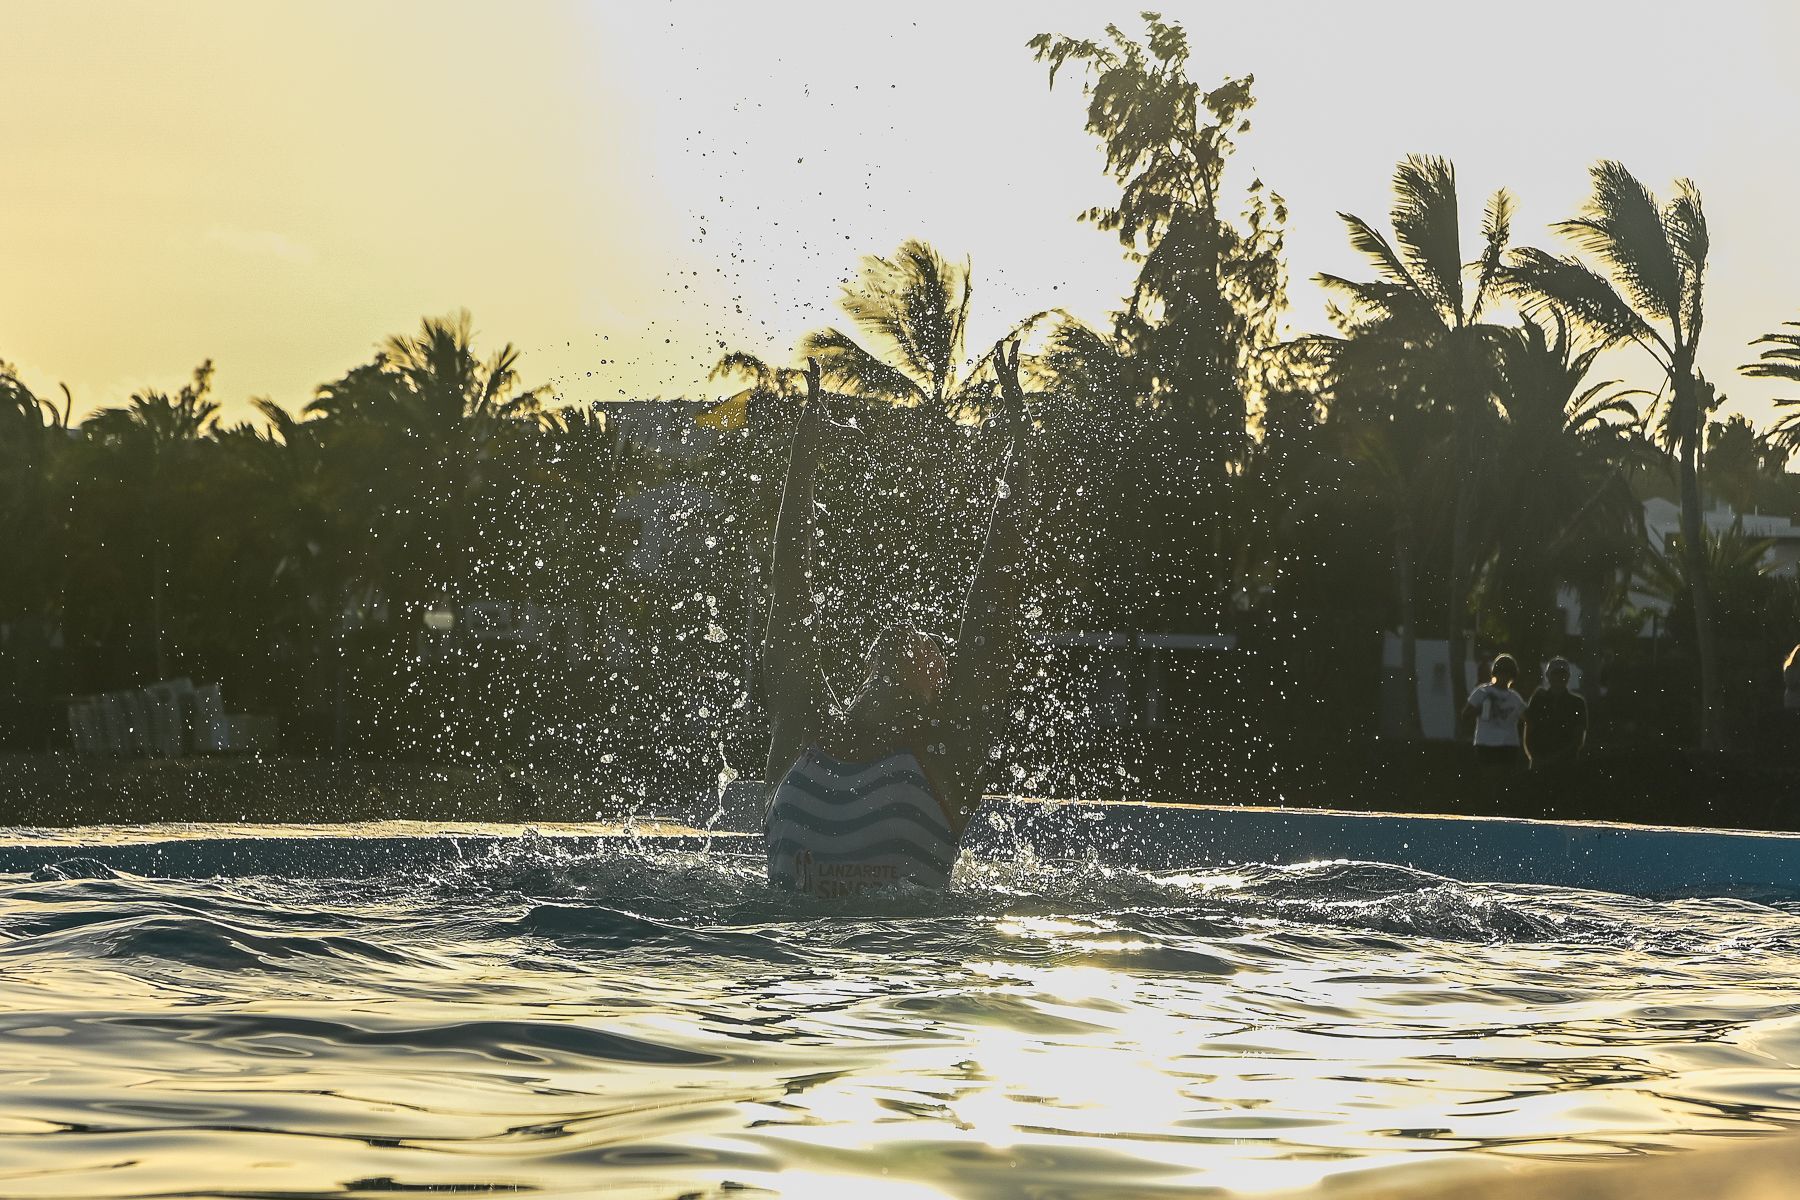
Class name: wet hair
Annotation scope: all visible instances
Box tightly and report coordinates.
[1490,654,1518,686]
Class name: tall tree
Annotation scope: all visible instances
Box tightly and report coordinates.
[307,311,542,606]
[1316,154,1513,711]
[0,366,70,628]
[1506,162,1722,749]
[1030,15,1289,631]
[1029,16,1285,452]
[720,240,1036,422]
[0,367,72,733]
[805,240,996,417]
[1482,314,1645,657]
[85,363,220,679]
[1334,383,1445,740]
[1703,413,1787,516]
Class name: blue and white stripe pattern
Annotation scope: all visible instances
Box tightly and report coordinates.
[766,746,958,896]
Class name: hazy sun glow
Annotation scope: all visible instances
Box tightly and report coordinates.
[4,1,1798,426]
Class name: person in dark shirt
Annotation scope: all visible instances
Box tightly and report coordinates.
[1523,657,1587,769]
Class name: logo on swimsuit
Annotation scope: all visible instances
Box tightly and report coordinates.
[812,861,900,898]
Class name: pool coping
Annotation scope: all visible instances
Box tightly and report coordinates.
[7,796,1800,895]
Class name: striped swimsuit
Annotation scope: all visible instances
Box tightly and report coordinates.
[765,745,959,897]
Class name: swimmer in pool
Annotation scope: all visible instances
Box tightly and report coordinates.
[761,345,1036,897]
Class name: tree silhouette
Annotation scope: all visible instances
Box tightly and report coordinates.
[1703,414,1788,516]
[86,363,221,679]
[307,311,542,607]
[720,240,1034,423]
[1483,313,1646,658]
[1316,154,1513,712]
[0,367,72,714]
[1030,15,1290,633]
[1029,15,1285,458]
[1506,162,1722,750]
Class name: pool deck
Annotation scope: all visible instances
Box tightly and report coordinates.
[7,795,1800,896]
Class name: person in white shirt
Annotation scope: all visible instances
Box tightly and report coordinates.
[1462,653,1526,769]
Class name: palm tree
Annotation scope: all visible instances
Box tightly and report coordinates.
[86,363,221,679]
[0,368,72,690]
[1506,162,1722,749]
[1030,17,1284,457]
[306,311,542,604]
[1342,404,1443,740]
[720,240,1039,421]
[1741,317,1800,454]
[1316,154,1514,711]
[1036,315,1140,421]
[1703,413,1787,516]
[1483,313,1646,656]
[1,367,71,577]
[1636,519,1775,636]
[231,399,364,655]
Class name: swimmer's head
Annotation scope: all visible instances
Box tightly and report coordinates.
[860,626,948,708]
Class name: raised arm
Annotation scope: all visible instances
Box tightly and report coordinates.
[763,359,829,786]
[941,340,1038,830]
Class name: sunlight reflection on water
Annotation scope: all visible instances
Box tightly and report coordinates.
[2,839,1799,1198]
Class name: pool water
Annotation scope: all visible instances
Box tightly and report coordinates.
[4,839,1800,1198]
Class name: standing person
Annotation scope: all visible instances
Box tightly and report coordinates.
[1523,657,1588,769]
[1462,654,1526,771]
[760,344,1037,898]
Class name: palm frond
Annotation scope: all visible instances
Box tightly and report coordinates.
[1466,189,1515,324]
[1039,315,1143,417]
[1742,320,1800,384]
[1504,247,1668,361]
[1314,273,1442,335]
[252,398,302,444]
[709,350,806,396]
[1337,212,1427,298]
[1553,160,1683,329]
[1748,321,1800,455]
[798,328,925,405]
[1665,179,1708,338]
[1768,401,1800,455]
[1389,154,1464,319]
[837,239,971,403]
[1566,380,1643,431]
[1636,519,1776,606]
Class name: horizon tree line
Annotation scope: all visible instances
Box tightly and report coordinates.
[5,14,1800,766]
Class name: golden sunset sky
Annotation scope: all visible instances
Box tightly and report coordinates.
[4,1,1798,426]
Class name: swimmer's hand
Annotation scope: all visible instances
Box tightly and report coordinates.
[994,339,1028,436]
[791,357,828,465]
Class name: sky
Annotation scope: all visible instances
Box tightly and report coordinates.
[3,0,1799,426]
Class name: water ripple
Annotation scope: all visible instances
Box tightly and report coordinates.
[2,841,1800,1197]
